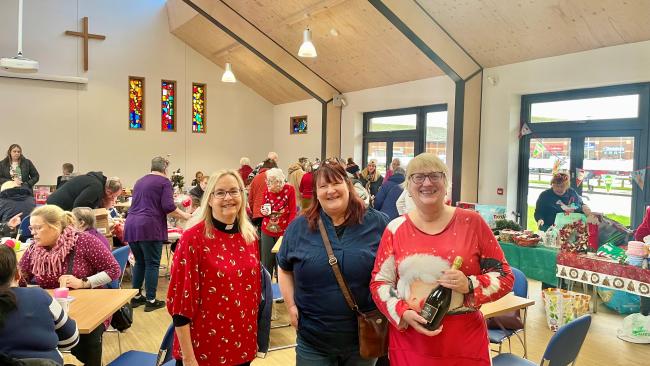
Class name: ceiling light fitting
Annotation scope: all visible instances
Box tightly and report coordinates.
[221,62,236,83]
[298,27,317,58]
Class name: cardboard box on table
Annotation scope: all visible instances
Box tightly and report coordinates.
[93,208,112,239]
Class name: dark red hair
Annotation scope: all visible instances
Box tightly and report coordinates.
[303,159,366,231]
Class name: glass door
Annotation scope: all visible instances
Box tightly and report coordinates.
[521,134,638,230]
[366,141,388,176]
[391,140,416,171]
[581,136,635,227]
[526,138,571,230]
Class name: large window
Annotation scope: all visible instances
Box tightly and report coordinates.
[518,83,650,230]
[363,104,448,177]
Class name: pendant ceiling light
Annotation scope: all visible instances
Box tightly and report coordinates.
[298,27,317,58]
[221,62,236,83]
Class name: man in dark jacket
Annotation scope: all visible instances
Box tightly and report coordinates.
[373,167,406,220]
[46,171,122,211]
[0,181,35,222]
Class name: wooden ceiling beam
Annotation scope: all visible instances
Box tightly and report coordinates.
[282,0,349,26]
[368,0,481,81]
[180,0,339,103]
[212,42,242,59]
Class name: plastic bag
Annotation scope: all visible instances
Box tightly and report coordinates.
[474,205,506,229]
[617,313,650,343]
[554,212,586,230]
[542,288,591,331]
[597,287,640,314]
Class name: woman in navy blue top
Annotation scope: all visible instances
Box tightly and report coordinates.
[534,172,591,231]
[0,245,79,365]
[277,159,389,366]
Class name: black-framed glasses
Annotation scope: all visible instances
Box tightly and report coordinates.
[211,189,242,199]
[409,172,445,184]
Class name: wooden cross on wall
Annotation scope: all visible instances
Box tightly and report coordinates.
[65,17,106,71]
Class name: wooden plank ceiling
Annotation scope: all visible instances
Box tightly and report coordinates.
[169,0,650,104]
[417,0,650,67]
[168,0,444,104]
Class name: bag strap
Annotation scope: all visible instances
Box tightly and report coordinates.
[66,248,76,275]
[317,218,360,314]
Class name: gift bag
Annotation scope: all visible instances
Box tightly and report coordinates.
[617,313,650,343]
[554,212,586,230]
[542,288,591,331]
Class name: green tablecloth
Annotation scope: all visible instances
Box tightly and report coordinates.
[499,241,559,286]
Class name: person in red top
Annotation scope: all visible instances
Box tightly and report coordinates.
[370,153,514,366]
[260,168,296,277]
[248,159,277,230]
[299,162,316,210]
[167,170,260,366]
[238,157,253,186]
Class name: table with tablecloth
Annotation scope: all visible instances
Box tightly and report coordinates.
[499,241,559,286]
[556,252,650,297]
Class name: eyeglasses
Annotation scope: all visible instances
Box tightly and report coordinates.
[211,189,242,200]
[409,172,445,184]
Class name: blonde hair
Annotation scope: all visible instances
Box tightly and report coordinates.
[405,153,449,190]
[199,170,257,243]
[31,205,75,233]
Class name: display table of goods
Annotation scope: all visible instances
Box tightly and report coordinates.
[497,225,560,287]
[556,252,650,298]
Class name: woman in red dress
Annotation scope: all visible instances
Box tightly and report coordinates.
[167,170,260,366]
[370,153,514,365]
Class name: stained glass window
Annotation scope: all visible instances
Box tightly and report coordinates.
[161,80,176,131]
[192,83,206,133]
[129,76,145,129]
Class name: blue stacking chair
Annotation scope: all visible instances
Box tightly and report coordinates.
[492,314,592,366]
[107,323,175,366]
[268,283,297,352]
[108,246,131,289]
[489,267,529,357]
[18,214,31,241]
[106,245,132,354]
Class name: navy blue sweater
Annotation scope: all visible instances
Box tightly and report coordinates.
[277,208,389,353]
[0,287,79,364]
[373,174,405,220]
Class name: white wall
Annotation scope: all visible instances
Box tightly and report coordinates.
[272,76,456,173]
[479,40,650,214]
[272,98,322,171]
[0,0,274,187]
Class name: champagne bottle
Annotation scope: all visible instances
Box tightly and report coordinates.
[420,256,463,331]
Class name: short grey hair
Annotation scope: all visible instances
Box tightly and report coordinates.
[71,207,96,229]
[265,168,285,183]
[151,156,169,173]
[240,157,250,166]
[394,167,406,176]
[105,177,123,193]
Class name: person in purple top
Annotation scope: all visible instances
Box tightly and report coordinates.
[124,157,191,312]
[71,207,111,250]
[18,204,120,366]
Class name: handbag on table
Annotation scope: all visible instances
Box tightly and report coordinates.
[318,219,388,359]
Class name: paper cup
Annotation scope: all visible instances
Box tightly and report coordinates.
[56,297,71,313]
[54,287,69,299]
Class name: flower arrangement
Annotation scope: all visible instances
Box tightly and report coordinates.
[171,169,184,191]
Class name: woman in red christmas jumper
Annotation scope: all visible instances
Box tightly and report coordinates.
[370,153,514,366]
[167,170,260,366]
[259,168,296,277]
